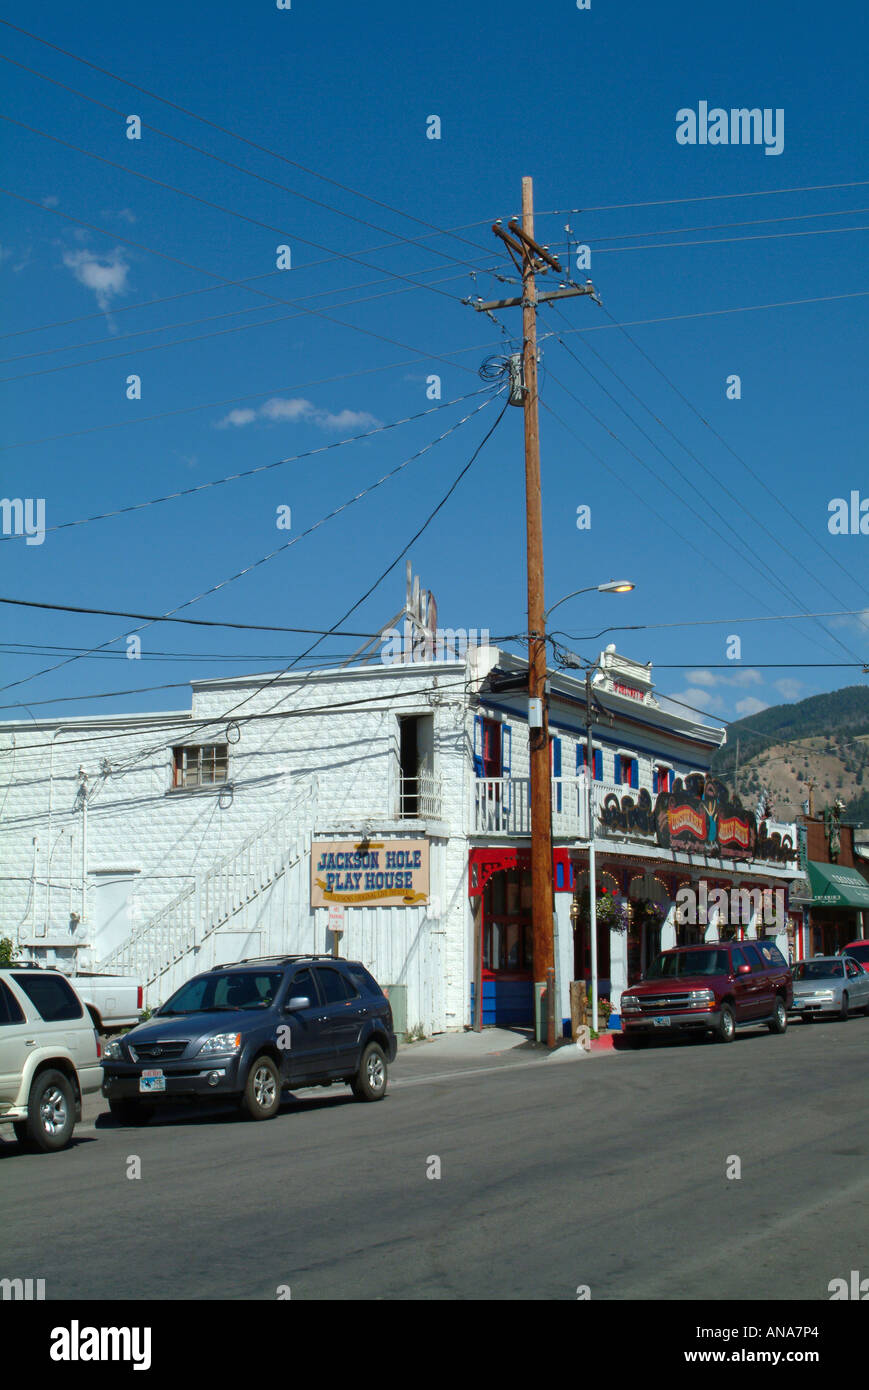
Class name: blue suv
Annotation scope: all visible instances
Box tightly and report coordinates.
[101,955,397,1123]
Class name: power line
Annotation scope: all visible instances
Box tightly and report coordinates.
[595,299,869,607]
[544,303,867,663]
[552,608,869,639]
[0,385,493,537]
[0,391,501,697]
[0,263,496,369]
[0,675,478,756]
[104,397,511,780]
[543,367,859,669]
[0,599,377,636]
[0,188,484,381]
[0,17,494,261]
[0,344,503,451]
[540,179,869,215]
[590,223,869,255]
[581,205,869,242]
[0,51,496,281]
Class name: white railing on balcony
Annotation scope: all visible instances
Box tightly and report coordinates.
[398,772,442,820]
[472,777,589,838]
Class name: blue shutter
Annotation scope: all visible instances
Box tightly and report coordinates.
[576,742,585,775]
[502,724,512,813]
[630,757,639,789]
[472,714,484,777]
[652,766,659,795]
[594,749,603,781]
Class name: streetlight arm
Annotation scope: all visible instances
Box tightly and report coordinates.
[543,585,598,622]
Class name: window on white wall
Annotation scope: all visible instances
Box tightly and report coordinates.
[172,744,228,788]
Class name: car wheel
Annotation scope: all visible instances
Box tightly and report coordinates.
[241,1055,281,1120]
[715,1004,736,1043]
[351,1042,388,1101]
[839,992,849,1021]
[768,996,788,1034]
[108,1098,151,1126]
[21,1069,76,1152]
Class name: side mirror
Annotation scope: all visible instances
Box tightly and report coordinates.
[285,995,311,1011]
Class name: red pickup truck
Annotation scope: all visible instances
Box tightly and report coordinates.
[620,940,793,1046]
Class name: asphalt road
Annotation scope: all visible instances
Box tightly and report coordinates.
[2,1017,867,1301]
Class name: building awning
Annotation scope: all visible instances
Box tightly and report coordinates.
[806,861,869,908]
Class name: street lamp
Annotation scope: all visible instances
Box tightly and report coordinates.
[552,583,636,1038]
[544,581,634,623]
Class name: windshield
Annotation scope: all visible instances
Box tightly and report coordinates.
[159,972,283,1015]
[645,949,731,979]
[845,944,869,963]
[793,961,843,981]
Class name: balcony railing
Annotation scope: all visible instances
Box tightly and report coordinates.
[398,772,442,820]
[471,775,797,864]
[472,777,587,838]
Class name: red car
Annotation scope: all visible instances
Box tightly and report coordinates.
[841,940,869,971]
[620,940,793,1046]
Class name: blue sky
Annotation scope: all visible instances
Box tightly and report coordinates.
[1,0,867,729]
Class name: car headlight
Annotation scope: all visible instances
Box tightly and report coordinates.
[197,1032,242,1057]
[104,1038,126,1060]
[621,995,640,1012]
[814,991,834,1000]
[688,989,715,1005]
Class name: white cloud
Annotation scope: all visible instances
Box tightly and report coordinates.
[687,668,763,688]
[316,408,380,432]
[217,408,257,428]
[216,397,381,432]
[734,696,769,716]
[774,678,803,701]
[41,194,59,208]
[62,247,130,310]
[664,688,726,714]
[832,607,869,634]
[261,397,314,423]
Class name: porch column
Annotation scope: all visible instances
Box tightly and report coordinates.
[554,891,573,1039]
[661,902,677,951]
[609,921,627,1028]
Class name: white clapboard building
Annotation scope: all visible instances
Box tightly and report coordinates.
[0,577,801,1035]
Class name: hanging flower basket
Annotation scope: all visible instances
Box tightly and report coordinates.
[575,886,630,932]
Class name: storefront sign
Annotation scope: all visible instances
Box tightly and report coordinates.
[613,680,645,702]
[597,774,798,865]
[312,839,429,907]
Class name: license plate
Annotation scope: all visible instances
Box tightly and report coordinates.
[139,1069,165,1093]
[653,1016,670,1027]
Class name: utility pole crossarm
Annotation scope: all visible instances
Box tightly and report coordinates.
[507,219,563,273]
[473,284,597,312]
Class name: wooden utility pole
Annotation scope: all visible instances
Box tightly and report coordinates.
[473,178,597,1047]
[519,176,555,1049]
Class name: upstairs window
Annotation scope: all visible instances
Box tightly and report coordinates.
[577,743,603,781]
[473,715,504,779]
[618,754,639,789]
[653,765,672,794]
[172,744,228,788]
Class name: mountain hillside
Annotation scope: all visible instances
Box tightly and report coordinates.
[709,685,869,824]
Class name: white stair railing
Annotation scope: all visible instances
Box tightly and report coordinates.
[99,782,315,986]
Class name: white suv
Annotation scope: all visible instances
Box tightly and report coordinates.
[0,966,102,1152]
